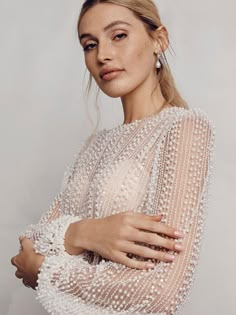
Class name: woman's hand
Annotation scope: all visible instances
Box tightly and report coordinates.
[69,211,185,270]
[11,237,45,290]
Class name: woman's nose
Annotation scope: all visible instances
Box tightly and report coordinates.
[97,41,113,62]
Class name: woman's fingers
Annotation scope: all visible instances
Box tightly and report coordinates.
[121,224,184,253]
[121,241,177,262]
[125,212,183,239]
[134,217,183,239]
[116,252,155,270]
[126,211,163,222]
[11,256,24,278]
[20,237,34,250]
[22,278,31,288]
[138,231,184,251]
[15,270,23,279]
[90,212,184,270]
[11,256,16,267]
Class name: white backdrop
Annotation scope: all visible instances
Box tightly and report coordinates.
[1,0,235,314]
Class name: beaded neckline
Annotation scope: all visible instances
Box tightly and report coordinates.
[104,105,179,132]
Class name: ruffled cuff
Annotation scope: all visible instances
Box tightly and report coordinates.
[33,215,83,257]
[20,223,38,241]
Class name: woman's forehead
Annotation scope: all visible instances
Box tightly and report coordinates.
[79,3,138,33]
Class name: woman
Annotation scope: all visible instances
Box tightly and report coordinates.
[11,0,216,314]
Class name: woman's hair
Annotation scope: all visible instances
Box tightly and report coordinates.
[77,0,188,130]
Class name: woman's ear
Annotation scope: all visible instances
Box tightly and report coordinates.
[152,25,169,53]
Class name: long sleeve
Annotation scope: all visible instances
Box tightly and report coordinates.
[20,132,96,256]
[35,109,216,315]
[20,192,62,242]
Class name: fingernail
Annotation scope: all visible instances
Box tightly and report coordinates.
[146,263,155,269]
[175,244,184,251]
[165,254,175,260]
[152,215,163,221]
[174,231,184,237]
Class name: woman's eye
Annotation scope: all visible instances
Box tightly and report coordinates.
[83,33,126,52]
[114,33,127,40]
[83,43,97,52]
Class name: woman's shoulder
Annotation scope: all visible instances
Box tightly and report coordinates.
[160,106,216,161]
[170,105,212,120]
[168,106,216,132]
[154,106,216,153]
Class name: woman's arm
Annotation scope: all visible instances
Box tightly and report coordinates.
[19,133,96,256]
[35,109,216,315]
[20,192,62,242]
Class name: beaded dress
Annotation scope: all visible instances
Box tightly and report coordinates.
[21,105,216,315]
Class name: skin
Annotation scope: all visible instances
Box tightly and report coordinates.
[11,237,44,289]
[64,212,184,270]
[11,3,182,284]
[78,2,171,123]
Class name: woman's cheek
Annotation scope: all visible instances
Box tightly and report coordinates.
[85,58,91,72]
[86,60,98,80]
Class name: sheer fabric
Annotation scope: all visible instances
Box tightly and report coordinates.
[20,106,216,315]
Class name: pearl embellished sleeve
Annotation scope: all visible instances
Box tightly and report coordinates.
[35,110,216,315]
[20,192,62,243]
[19,133,96,256]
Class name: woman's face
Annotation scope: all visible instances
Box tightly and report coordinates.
[78,3,159,98]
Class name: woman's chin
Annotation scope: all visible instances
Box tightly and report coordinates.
[102,91,123,98]
[100,86,132,98]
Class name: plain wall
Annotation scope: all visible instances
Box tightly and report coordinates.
[1,0,235,314]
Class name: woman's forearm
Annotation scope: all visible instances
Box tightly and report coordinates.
[64,218,95,255]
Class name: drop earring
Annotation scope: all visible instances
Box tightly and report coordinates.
[156,52,162,69]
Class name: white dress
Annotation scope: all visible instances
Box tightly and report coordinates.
[21,106,216,315]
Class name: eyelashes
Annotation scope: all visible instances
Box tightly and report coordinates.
[83,33,127,52]
[83,43,96,52]
[115,33,127,40]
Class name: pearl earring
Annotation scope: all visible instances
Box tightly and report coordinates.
[156,52,162,69]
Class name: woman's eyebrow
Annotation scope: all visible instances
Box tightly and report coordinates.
[79,20,132,42]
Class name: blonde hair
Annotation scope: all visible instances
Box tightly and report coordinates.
[77,0,188,131]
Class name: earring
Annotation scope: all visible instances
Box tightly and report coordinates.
[156,52,162,69]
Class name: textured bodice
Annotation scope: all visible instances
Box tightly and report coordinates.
[21,105,216,315]
[61,106,176,220]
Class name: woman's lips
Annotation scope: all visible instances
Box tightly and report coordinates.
[101,70,123,81]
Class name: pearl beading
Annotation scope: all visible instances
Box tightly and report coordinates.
[33,215,83,257]
[21,106,216,314]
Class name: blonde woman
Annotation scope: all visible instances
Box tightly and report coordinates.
[11,1,216,314]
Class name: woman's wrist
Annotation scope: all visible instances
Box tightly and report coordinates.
[64,218,94,255]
